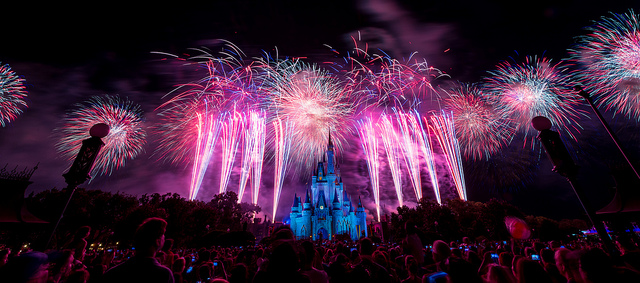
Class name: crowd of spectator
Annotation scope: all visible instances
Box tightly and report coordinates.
[1,217,640,283]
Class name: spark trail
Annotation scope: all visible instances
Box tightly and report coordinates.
[429,111,467,201]
[378,113,404,208]
[394,109,424,202]
[188,109,221,200]
[357,117,381,221]
[218,107,244,194]
[414,110,441,204]
[272,117,293,220]
[238,110,266,204]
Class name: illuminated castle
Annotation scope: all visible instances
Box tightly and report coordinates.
[289,136,367,241]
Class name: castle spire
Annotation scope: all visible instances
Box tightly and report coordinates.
[292,193,299,207]
[305,189,311,204]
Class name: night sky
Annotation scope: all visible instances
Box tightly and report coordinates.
[2,0,640,222]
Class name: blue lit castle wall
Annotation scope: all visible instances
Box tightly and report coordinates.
[289,136,367,241]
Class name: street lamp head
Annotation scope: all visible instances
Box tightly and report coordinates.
[90,123,110,138]
[531,116,552,131]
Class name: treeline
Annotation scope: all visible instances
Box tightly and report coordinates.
[2,188,589,250]
[13,188,260,249]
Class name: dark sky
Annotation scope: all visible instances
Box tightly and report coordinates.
[2,0,640,222]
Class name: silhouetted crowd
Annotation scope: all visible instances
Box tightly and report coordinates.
[2,217,640,283]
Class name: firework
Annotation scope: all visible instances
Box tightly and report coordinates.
[394,109,424,202]
[414,110,441,204]
[258,58,356,175]
[0,63,28,127]
[442,83,514,160]
[483,56,585,141]
[568,9,640,121]
[357,117,381,221]
[429,111,467,201]
[330,37,446,109]
[272,117,293,220]
[218,107,244,194]
[238,110,266,204]
[378,113,404,208]
[56,95,146,177]
[188,109,221,200]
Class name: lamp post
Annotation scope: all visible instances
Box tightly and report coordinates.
[46,123,109,249]
[532,116,614,252]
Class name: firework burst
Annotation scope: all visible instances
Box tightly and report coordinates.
[442,82,514,160]
[568,9,640,121]
[483,56,585,141]
[337,48,445,110]
[258,58,356,174]
[0,63,28,127]
[56,95,146,177]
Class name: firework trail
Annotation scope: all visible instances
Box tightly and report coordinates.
[429,111,467,201]
[0,63,28,127]
[56,95,146,177]
[394,108,424,202]
[357,117,381,221]
[238,110,266,204]
[483,56,585,142]
[442,82,514,160]
[568,9,640,121]
[272,117,293,220]
[188,109,221,200]
[414,110,441,204]
[378,113,404,207]
[218,107,244,194]
[258,58,356,175]
[250,112,267,205]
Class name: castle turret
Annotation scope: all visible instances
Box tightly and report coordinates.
[291,193,300,213]
[332,188,341,209]
[303,189,312,213]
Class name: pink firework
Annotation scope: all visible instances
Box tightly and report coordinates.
[272,117,293,220]
[56,95,146,177]
[428,111,467,201]
[0,63,28,127]
[218,107,244,194]
[258,58,356,174]
[442,82,514,160]
[357,117,382,221]
[378,112,404,207]
[568,9,640,121]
